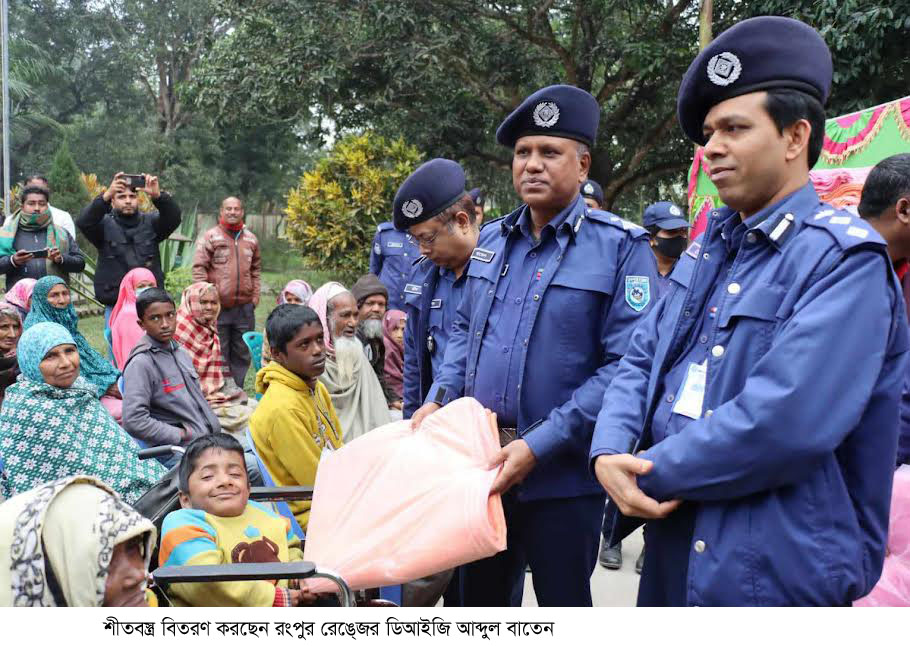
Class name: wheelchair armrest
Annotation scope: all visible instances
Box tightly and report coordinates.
[151,562,354,607]
[137,445,185,460]
[152,562,316,584]
[249,486,314,502]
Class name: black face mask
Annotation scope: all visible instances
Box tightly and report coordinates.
[654,235,687,259]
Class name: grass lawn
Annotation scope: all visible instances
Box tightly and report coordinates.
[78,252,337,398]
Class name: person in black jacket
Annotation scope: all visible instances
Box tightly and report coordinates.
[76,172,181,324]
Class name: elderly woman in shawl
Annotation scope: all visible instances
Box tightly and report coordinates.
[0,277,35,320]
[24,275,123,419]
[173,281,256,437]
[307,282,389,442]
[0,304,22,404]
[261,279,314,368]
[109,268,157,369]
[0,322,165,504]
[0,476,157,607]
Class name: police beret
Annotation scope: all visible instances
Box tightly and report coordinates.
[468,188,485,208]
[581,179,604,206]
[677,16,832,145]
[393,158,466,231]
[496,84,600,148]
[643,202,690,230]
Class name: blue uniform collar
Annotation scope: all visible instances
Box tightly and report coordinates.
[501,194,585,249]
[715,182,818,252]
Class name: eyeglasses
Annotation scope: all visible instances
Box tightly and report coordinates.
[414,226,447,247]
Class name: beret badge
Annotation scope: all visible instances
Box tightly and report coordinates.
[532,101,560,128]
[706,52,742,87]
[402,199,424,219]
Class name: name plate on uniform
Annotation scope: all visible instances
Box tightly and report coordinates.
[672,361,707,420]
[430,299,442,308]
[404,283,422,295]
[387,241,404,248]
[471,247,496,263]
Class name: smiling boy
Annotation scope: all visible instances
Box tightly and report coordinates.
[158,433,313,606]
[250,304,344,530]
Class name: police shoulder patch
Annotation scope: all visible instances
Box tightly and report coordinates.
[404,283,422,295]
[471,247,496,263]
[625,276,651,312]
[373,242,381,255]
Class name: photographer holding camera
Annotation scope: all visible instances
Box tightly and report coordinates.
[0,185,85,289]
[77,171,182,324]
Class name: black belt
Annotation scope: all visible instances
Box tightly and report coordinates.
[498,427,518,448]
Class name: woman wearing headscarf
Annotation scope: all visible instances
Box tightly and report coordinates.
[173,281,256,437]
[0,322,165,503]
[109,268,157,370]
[0,304,22,404]
[0,476,157,607]
[0,277,36,320]
[307,282,389,442]
[24,275,123,419]
[261,279,314,367]
[382,309,406,406]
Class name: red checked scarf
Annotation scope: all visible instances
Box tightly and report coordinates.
[173,281,233,405]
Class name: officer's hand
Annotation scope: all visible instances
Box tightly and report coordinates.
[489,439,537,495]
[594,453,681,519]
[410,402,440,430]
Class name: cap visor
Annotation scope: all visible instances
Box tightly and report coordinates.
[656,217,692,230]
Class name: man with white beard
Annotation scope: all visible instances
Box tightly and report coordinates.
[308,282,391,442]
[351,274,399,409]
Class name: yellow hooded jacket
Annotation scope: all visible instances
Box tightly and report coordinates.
[250,362,344,530]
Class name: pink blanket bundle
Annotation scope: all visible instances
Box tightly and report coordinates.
[303,397,507,593]
[855,465,910,607]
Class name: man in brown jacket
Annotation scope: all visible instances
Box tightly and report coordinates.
[192,196,261,387]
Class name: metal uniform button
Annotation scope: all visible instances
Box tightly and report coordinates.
[702,253,710,260]
[727,282,741,295]
[711,345,725,358]
[475,331,481,337]
[533,294,540,301]
[705,409,713,417]
[666,394,675,403]
[699,335,708,344]
[746,232,757,244]
[694,540,706,553]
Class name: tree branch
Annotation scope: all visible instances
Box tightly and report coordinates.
[602,159,692,209]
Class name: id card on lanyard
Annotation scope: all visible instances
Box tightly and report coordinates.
[672,360,707,420]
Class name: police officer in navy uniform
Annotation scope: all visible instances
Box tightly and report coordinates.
[411,85,659,606]
[600,200,690,572]
[642,202,691,302]
[395,159,482,420]
[580,179,603,210]
[468,187,486,222]
[591,16,909,606]
[370,220,420,310]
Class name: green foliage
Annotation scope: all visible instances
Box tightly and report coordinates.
[164,267,195,299]
[159,207,200,274]
[47,141,91,215]
[284,133,422,283]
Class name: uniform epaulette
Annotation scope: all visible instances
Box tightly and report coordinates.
[587,209,650,239]
[377,221,394,232]
[802,207,887,251]
[480,215,506,232]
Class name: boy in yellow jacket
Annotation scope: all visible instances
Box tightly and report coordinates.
[251,304,344,530]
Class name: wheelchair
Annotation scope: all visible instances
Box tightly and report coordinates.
[132,444,356,607]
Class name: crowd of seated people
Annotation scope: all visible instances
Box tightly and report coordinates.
[0,259,410,607]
